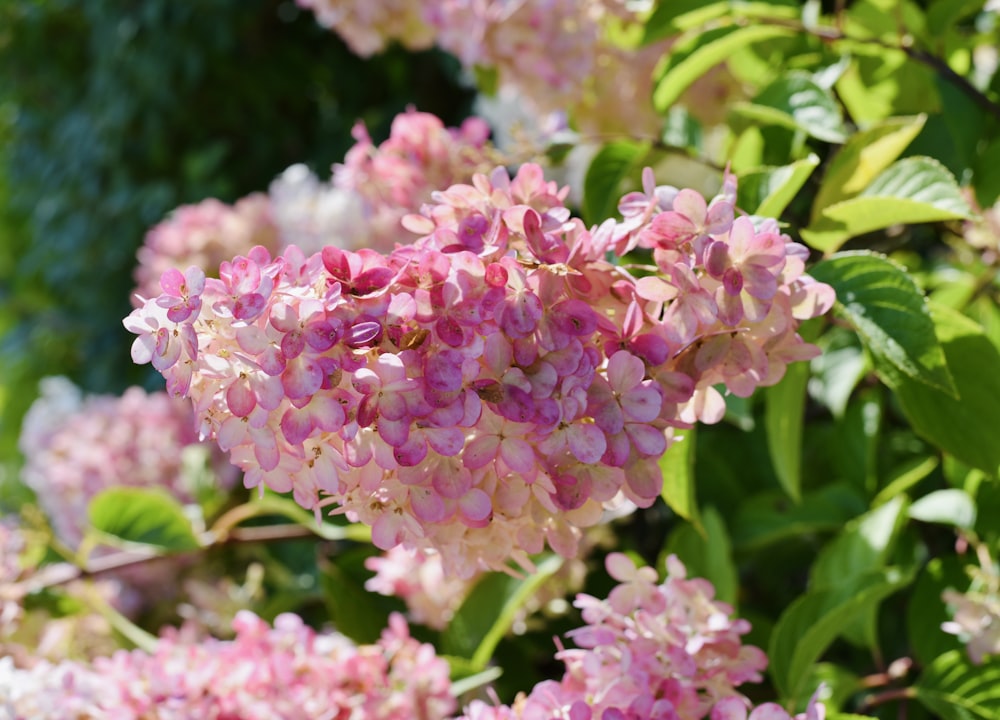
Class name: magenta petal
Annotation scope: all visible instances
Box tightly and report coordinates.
[280,407,314,445]
[568,424,607,464]
[625,458,663,500]
[281,358,323,399]
[459,488,492,523]
[371,512,405,550]
[426,427,465,457]
[607,351,645,391]
[226,379,257,418]
[378,417,411,448]
[234,293,267,321]
[251,427,280,472]
[409,487,446,522]
[463,434,499,470]
[433,469,472,499]
[621,385,663,423]
[394,434,428,466]
[626,423,667,457]
[309,395,346,433]
[499,437,535,474]
[159,267,185,296]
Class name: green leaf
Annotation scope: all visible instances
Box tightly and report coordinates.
[809,251,957,396]
[907,557,968,667]
[808,496,910,647]
[88,487,200,552]
[643,0,800,43]
[801,157,974,253]
[895,305,1000,474]
[733,483,866,550]
[811,114,926,219]
[662,506,737,606]
[443,555,563,671]
[582,140,650,225]
[765,354,810,503]
[317,555,388,645]
[914,651,1000,720]
[653,24,798,112]
[660,428,701,531]
[909,489,977,529]
[736,154,820,217]
[733,73,846,143]
[872,455,939,507]
[769,569,911,702]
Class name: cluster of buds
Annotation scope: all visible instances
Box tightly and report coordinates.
[125,163,833,577]
[0,611,454,719]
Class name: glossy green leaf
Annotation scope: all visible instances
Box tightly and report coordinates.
[909,489,977,529]
[811,115,926,219]
[736,154,820,217]
[653,24,798,113]
[895,305,1000,474]
[443,555,563,670]
[582,140,650,225]
[660,428,701,531]
[769,569,911,702]
[662,505,737,606]
[915,651,1000,720]
[88,487,200,552]
[733,74,846,143]
[765,353,810,503]
[809,251,956,396]
[801,157,974,253]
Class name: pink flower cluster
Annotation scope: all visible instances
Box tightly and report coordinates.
[133,194,280,306]
[0,610,455,719]
[298,1,663,134]
[365,546,473,630]
[19,377,237,550]
[0,519,26,638]
[124,162,833,577]
[134,111,498,298]
[334,109,498,252]
[459,553,808,720]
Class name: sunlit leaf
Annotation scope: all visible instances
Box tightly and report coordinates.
[582,140,650,225]
[765,354,810,503]
[660,428,701,531]
[732,74,846,143]
[802,157,974,253]
[653,24,798,113]
[811,114,926,219]
[736,154,820,217]
[915,651,1000,720]
[662,505,737,606]
[88,487,200,552]
[809,251,957,396]
[909,489,976,529]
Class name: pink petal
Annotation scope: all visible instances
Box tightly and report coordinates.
[607,351,645,392]
[409,487,446,522]
[463,434,499,470]
[281,357,323,399]
[626,423,668,457]
[459,488,492,524]
[226,378,256,418]
[567,424,607,464]
[499,437,535,473]
[159,267,185,296]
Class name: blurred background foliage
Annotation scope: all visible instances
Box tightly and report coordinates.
[0,0,474,463]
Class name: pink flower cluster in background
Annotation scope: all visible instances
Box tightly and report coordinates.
[460,554,824,720]
[18,378,234,550]
[132,111,499,301]
[133,194,280,307]
[297,0,663,135]
[124,162,833,578]
[0,610,455,719]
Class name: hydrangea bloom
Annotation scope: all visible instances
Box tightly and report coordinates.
[299,1,664,136]
[133,194,280,306]
[333,109,499,252]
[0,519,26,638]
[125,163,833,578]
[0,610,455,719]
[18,377,234,550]
[269,163,369,255]
[458,554,822,720]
